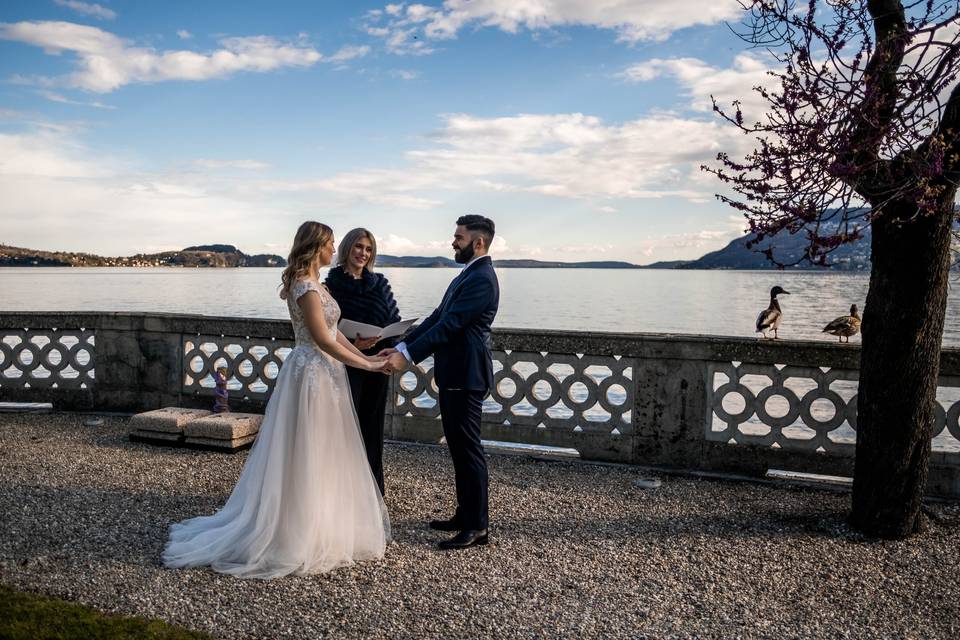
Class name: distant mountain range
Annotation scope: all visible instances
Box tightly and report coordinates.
[377,255,643,269]
[643,227,873,271]
[1,227,879,270]
[0,244,286,267]
[380,224,875,270]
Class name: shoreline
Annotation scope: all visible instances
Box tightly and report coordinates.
[0,264,873,272]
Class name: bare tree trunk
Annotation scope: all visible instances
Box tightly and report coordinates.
[851,195,955,538]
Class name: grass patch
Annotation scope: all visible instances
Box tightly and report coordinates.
[0,585,210,639]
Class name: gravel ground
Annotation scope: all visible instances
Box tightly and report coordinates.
[1,412,958,639]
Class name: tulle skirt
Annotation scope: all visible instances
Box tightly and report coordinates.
[162,346,391,579]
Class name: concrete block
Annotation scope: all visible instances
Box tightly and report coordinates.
[183,413,263,440]
[129,407,211,434]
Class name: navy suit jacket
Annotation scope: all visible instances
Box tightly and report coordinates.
[405,256,499,391]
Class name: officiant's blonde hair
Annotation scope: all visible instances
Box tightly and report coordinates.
[280,221,334,298]
[337,228,378,273]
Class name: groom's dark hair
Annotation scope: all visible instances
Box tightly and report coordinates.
[457,214,495,249]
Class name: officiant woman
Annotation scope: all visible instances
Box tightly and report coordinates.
[325,228,403,495]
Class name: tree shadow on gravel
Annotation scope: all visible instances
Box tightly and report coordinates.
[495,509,868,545]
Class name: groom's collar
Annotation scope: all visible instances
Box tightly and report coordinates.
[463,254,491,271]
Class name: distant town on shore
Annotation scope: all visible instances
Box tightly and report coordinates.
[0,228,875,270]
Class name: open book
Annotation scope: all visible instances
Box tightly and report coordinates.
[338,317,418,341]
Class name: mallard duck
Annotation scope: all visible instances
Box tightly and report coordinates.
[756,286,789,339]
[822,304,861,343]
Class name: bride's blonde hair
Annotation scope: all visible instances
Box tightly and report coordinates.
[280,221,333,299]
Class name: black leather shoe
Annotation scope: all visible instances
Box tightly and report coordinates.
[429,517,462,532]
[438,529,488,550]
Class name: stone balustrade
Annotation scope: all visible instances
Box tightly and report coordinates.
[2,311,959,497]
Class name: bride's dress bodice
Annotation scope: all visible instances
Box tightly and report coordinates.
[287,279,340,348]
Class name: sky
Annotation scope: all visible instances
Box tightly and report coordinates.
[0,0,778,263]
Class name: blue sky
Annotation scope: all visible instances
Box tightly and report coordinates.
[0,1,773,262]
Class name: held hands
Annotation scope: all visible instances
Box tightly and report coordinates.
[372,347,407,374]
[364,346,408,373]
[365,356,391,374]
[385,351,408,373]
[370,348,409,374]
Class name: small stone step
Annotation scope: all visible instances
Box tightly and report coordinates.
[183,434,257,452]
[183,413,263,452]
[129,407,212,434]
[128,407,213,447]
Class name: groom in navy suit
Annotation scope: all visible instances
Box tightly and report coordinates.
[383,215,500,549]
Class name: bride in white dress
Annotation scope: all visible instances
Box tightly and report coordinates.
[163,221,392,579]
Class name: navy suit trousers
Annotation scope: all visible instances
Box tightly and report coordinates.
[438,388,488,530]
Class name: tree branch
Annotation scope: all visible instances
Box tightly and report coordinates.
[842,0,910,199]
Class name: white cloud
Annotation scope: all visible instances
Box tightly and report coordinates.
[53,0,116,21]
[419,112,748,200]
[376,234,452,254]
[391,68,420,80]
[327,44,371,63]
[257,111,752,219]
[489,235,508,254]
[378,234,420,253]
[620,53,775,118]
[366,0,742,54]
[632,226,745,262]
[0,110,749,259]
[38,90,115,109]
[192,159,270,170]
[0,127,112,178]
[0,125,296,255]
[0,21,340,93]
[176,29,192,40]
[230,111,751,216]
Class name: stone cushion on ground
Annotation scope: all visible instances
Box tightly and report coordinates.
[182,413,263,440]
[129,407,212,434]
[183,434,257,449]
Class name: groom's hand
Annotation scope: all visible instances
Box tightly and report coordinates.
[377,348,397,357]
[386,351,407,372]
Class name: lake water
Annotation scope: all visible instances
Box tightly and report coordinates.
[2,266,959,344]
[2,267,959,452]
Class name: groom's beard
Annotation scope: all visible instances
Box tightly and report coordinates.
[454,243,475,264]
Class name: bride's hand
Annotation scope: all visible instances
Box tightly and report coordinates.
[365,356,390,373]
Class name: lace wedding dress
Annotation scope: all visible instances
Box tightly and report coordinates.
[162,278,391,578]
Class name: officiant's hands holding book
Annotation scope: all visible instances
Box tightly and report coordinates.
[354,335,380,350]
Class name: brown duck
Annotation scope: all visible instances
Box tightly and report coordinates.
[822,304,861,343]
[756,286,789,339]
